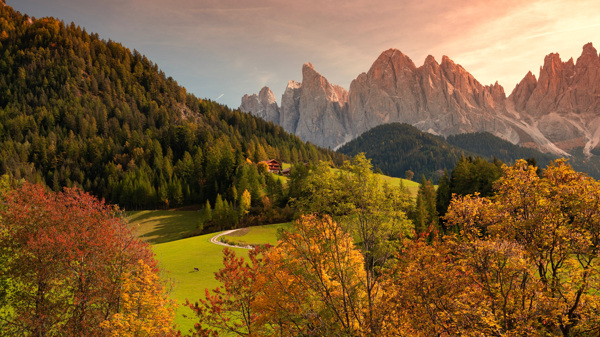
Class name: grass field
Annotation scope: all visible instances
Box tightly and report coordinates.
[375,173,421,196]
[128,210,286,334]
[127,210,201,244]
[220,222,291,246]
[153,233,251,334]
[272,162,419,196]
[330,167,420,197]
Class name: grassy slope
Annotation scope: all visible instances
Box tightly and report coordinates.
[153,233,250,334]
[220,223,291,246]
[376,173,420,196]
[331,168,420,197]
[272,163,419,196]
[127,210,201,244]
[127,210,284,333]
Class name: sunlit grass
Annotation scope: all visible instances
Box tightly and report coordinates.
[148,223,285,334]
[153,233,250,334]
[126,210,201,244]
[220,222,291,246]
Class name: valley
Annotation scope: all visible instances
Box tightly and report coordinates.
[2,1,600,336]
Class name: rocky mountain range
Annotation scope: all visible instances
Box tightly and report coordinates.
[241,43,600,156]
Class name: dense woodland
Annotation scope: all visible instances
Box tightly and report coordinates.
[338,123,470,181]
[337,123,581,182]
[0,5,344,211]
[446,132,557,168]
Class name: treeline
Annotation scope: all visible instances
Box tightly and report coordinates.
[0,5,344,210]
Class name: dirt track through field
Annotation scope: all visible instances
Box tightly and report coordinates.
[209,229,253,250]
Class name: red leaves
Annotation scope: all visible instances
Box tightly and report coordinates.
[0,183,157,336]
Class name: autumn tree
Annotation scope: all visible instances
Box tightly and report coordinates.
[389,159,600,336]
[384,234,546,336]
[0,183,175,336]
[253,215,369,336]
[292,154,412,333]
[411,175,437,235]
[239,189,251,217]
[186,247,267,337]
[101,260,177,337]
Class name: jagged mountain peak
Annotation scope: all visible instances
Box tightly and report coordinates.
[240,86,280,125]
[581,42,598,57]
[259,86,276,103]
[286,80,302,90]
[370,48,417,73]
[302,62,327,86]
[241,43,600,157]
[422,55,441,71]
[576,43,600,70]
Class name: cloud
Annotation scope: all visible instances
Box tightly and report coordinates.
[10,0,600,107]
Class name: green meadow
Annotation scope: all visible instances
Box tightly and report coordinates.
[220,223,291,246]
[127,210,285,333]
[152,233,251,334]
[127,210,202,244]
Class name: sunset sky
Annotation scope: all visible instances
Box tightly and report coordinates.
[10,0,600,108]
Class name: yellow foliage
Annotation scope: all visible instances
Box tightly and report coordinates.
[253,215,370,336]
[101,260,176,337]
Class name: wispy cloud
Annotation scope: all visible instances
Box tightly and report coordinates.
[524,22,600,40]
[10,0,600,107]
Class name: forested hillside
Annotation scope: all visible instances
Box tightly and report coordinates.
[337,123,472,181]
[338,123,564,181]
[0,5,344,209]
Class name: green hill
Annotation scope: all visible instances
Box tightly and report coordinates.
[337,123,473,181]
[0,5,345,210]
[337,123,564,181]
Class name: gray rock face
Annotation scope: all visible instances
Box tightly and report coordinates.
[280,80,302,133]
[347,49,514,143]
[244,64,351,148]
[240,43,600,156]
[240,87,280,125]
[293,63,350,148]
[510,43,600,155]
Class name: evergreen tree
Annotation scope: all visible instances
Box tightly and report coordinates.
[412,175,437,235]
[435,169,451,222]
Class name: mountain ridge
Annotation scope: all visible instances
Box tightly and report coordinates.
[241,43,600,156]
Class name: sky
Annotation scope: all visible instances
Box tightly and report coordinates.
[9,0,600,108]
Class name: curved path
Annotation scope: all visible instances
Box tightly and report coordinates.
[210,229,254,250]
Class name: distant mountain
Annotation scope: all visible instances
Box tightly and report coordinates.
[241,43,600,158]
[337,123,560,182]
[0,4,344,209]
[241,63,351,149]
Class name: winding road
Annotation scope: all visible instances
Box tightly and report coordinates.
[209,229,254,250]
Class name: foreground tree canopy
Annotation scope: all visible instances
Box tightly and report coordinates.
[0,182,176,336]
[191,159,600,336]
